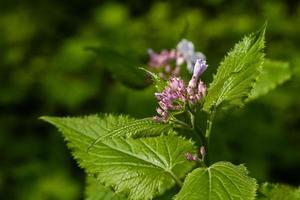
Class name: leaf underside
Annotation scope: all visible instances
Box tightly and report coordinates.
[175,162,257,200]
[203,24,266,112]
[41,115,195,200]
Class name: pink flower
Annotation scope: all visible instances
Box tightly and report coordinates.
[154,59,208,122]
[154,77,187,122]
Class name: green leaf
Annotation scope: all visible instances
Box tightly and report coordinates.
[248,59,291,100]
[41,115,195,200]
[203,24,266,112]
[85,176,126,200]
[175,162,257,200]
[88,115,174,149]
[258,183,300,200]
[140,68,167,92]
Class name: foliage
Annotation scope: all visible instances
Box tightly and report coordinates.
[175,162,257,200]
[42,24,296,200]
[258,183,300,200]
[2,1,300,200]
[203,25,265,112]
[41,115,195,199]
[248,59,291,100]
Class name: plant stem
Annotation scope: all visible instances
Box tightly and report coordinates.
[167,170,183,187]
[170,117,191,129]
[205,108,216,141]
[201,108,216,165]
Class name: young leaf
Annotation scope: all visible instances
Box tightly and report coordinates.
[140,68,167,92]
[85,176,126,200]
[175,162,257,200]
[203,25,266,112]
[258,183,300,200]
[41,115,195,200]
[248,59,291,100]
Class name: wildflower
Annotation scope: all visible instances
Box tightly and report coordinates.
[154,59,208,122]
[147,49,181,78]
[200,146,206,159]
[187,59,208,104]
[185,152,197,161]
[176,39,206,73]
[154,77,187,122]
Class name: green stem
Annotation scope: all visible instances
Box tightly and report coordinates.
[205,108,216,141]
[202,108,216,165]
[170,117,191,129]
[167,170,183,187]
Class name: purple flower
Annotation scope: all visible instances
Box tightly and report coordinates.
[176,39,206,73]
[192,59,208,79]
[187,59,207,104]
[176,39,195,59]
[148,49,171,68]
[154,77,187,122]
[147,49,182,78]
[185,152,197,161]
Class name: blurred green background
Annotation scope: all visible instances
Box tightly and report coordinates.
[1,0,300,199]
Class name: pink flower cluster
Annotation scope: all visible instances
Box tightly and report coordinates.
[154,77,186,122]
[154,59,208,122]
[147,49,183,78]
[148,39,206,79]
[186,146,206,162]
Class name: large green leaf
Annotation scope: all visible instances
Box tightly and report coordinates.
[41,115,195,200]
[85,176,126,200]
[248,59,291,100]
[175,162,257,200]
[258,183,300,200]
[203,25,266,112]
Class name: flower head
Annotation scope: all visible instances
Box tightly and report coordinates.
[176,39,206,73]
[154,59,207,122]
[147,49,181,78]
[192,59,208,79]
[186,59,207,104]
[185,152,197,161]
[154,77,187,122]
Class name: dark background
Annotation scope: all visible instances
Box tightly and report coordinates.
[0,0,299,199]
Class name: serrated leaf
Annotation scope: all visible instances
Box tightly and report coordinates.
[140,68,167,92]
[41,115,195,200]
[175,162,257,200]
[89,116,174,149]
[248,59,291,100]
[258,183,300,200]
[85,176,126,200]
[203,25,266,112]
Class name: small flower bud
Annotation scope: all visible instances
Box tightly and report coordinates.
[197,81,206,97]
[185,152,197,161]
[200,146,206,159]
[193,59,208,79]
